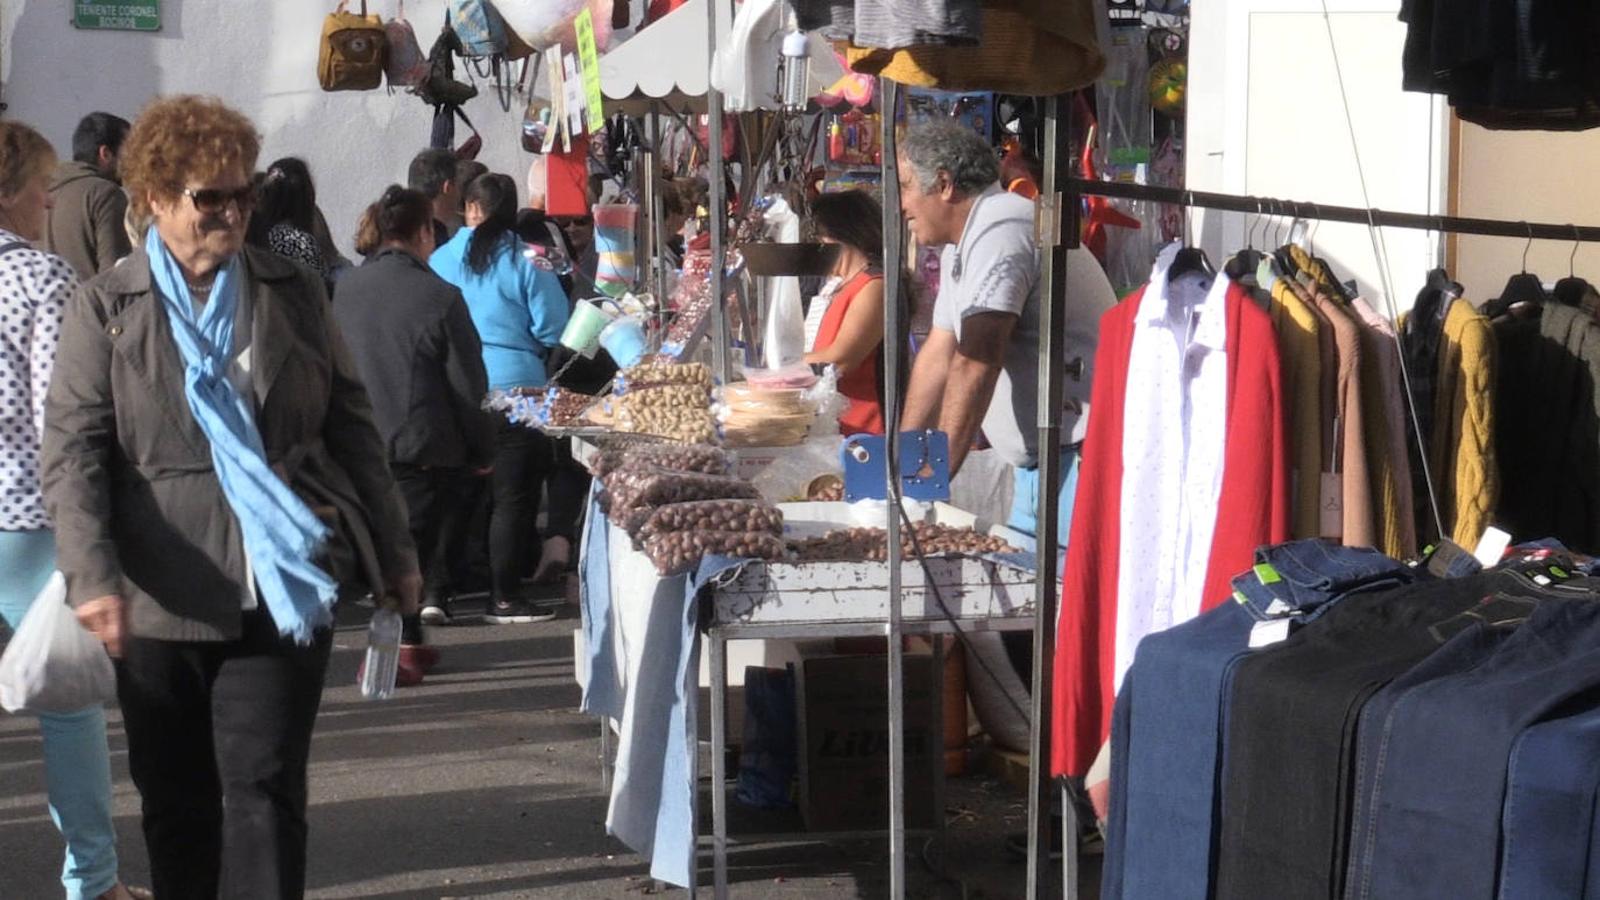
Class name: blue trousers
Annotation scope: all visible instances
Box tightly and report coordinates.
[1006,450,1079,544]
[1498,706,1600,899]
[1348,595,1600,900]
[0,529,118,900]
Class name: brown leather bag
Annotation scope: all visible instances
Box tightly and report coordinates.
[318,0,387,92]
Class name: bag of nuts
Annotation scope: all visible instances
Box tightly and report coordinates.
[643,529,788,576]
[591,443,734,479]
[635,499,784,543]
[604,466,762,520]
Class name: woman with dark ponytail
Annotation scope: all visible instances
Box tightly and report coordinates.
[333,186,495,680]
[430,173,570,624]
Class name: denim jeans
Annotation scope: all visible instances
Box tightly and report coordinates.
[1006,449,1079,543]
[1347,587,1600,900]
[1233,539,1414,622]
[1496,706,1600,899]
[1216,568,1526,900]
[1103,599,1255,900]
[0,529,118,900]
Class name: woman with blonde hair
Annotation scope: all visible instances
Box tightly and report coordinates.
[0,120,147,900]
[42,95,419,897]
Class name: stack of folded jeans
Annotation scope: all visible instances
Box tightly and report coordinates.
[1104,540,1414,900]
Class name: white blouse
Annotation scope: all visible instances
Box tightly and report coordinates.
[0,230,78,530]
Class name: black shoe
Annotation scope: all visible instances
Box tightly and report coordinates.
[419,594,454,626]
[1003,817,1103,862]
[484,597,558,625]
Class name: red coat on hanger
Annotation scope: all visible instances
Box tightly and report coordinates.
[1051,279,1291,777]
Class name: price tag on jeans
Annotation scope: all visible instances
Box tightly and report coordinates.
[1249,618,1292,648]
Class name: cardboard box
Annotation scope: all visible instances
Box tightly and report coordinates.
[796,652,939,831]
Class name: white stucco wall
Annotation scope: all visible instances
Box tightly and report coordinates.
[1,1,539,257]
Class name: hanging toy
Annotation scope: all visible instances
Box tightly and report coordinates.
[1149,58,1187,117]
[497,0,614,53]
[592,202,639,298]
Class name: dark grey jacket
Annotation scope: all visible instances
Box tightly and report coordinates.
[45,160,130,281]
[332,249,494,469]
[41,246,416,642]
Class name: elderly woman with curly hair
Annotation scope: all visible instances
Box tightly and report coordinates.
[41,95,420,898]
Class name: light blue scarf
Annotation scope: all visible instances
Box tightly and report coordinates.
[146,230,337,643]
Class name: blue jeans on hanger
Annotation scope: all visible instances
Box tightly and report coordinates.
[0,529,119,900]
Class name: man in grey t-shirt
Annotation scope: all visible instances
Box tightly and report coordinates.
[898,121,1116,539]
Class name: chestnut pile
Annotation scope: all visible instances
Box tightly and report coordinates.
[787,523,1020,562]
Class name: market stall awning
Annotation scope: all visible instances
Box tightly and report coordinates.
[600,0,731,115]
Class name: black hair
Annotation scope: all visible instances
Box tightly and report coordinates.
[810,190,885,265]
[355,185,434,256]
[455,159,489,197]
[71,112,131,166]
[408,148,459,200]
[464,173,519,275]
[246,157,317,245]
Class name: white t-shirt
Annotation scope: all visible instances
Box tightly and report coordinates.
[931,186,1118,468]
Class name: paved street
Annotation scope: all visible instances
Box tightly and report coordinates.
[1,591,1060,899]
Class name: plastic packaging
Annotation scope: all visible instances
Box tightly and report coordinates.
[591,442,734,479]
[636,499,785,543]
[643,530,788,575]
[0,572,116,714]
[604,466,762,518]
[759,198,806,370]
[360,608,402,701]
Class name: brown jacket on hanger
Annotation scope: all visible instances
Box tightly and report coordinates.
[1312,290,1376,549]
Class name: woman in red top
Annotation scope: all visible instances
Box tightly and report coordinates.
[804,190,887,435]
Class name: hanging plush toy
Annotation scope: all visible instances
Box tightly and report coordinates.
[592,202,639,298]
[496,0,614,53]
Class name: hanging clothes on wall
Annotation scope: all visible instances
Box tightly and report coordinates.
[1431,297,1499,548]
[1493,302,1600,553]
[1399,0,1600,130]
[1052,244,1291,777]
[825,0,1105,96]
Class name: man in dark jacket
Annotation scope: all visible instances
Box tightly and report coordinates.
[334,189,496,661]
[45,112,131,279]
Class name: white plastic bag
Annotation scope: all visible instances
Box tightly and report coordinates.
[0,572,116,714]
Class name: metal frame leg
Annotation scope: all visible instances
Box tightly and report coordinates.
[709,631,730,898]
[1061,782,1080,900]
[600,718,613,794]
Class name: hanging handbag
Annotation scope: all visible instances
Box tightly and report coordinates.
[318,0,388,92]
[383,0,427,88]
[447,0,509,58]
[413,24,478,108]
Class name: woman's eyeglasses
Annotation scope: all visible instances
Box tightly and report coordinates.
[183,185,257,215]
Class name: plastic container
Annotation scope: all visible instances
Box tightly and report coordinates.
[360,608,403,701]
[598,315,649,367]
[559,299,618,356]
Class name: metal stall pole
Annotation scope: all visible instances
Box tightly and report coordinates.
[1026,93,1074,900]
[706,0,729,381]
[648,102,666,298]
[693,7,726,894]
[878,76,908,900]
[709,630,730,897]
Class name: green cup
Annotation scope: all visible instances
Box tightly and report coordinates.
[559,299,617,357]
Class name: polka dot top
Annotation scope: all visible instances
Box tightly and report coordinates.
[0,229,78,530]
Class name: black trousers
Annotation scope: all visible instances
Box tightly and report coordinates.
[537,432,590,545]
[392,464,468,594]
[488,422,543,599]
[116,606,332,900]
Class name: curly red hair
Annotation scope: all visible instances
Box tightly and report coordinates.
[119,95,261,220]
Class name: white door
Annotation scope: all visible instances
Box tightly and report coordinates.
[1186,0,1449,318]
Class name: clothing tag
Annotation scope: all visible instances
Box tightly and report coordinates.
[1264,598,1292,617]
[1473,526,1512,568]
[1319,472,1343,540]
[1233,589,1249,605]
[1249,619,1292,648]
[1253,562,1282,585]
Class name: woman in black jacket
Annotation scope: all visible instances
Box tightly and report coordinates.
[332,185,495,681]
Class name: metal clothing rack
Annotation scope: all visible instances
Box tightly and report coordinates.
[1048,135,1600,900]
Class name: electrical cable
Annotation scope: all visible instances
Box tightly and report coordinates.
[1316,0,1448,543]
[885,442,1033,726]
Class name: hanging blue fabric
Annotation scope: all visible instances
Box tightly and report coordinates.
[145,229,337,644]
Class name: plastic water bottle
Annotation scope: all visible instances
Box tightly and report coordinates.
[360,608,402,701]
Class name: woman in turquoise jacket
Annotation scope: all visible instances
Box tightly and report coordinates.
[430,173,570,624]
